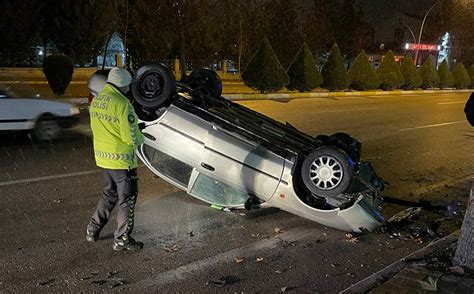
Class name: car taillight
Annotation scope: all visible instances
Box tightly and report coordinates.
[88,93,94,105]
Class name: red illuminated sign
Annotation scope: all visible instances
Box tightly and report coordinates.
[405,43,439,51]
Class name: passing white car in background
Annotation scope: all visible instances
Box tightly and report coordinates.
[0,89,80,140]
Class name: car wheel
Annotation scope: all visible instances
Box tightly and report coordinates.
[131,64,176,109]
[188,68,223,98]
[34,114,60,140]
[301,147,354,198]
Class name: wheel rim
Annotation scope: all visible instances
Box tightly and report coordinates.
[138,72,164,102]
[308,155,343,190]
[37,120,59,140]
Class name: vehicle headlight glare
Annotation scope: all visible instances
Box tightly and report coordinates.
[70,107,80,115]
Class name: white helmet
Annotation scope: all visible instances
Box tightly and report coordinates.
[107,67,132,87]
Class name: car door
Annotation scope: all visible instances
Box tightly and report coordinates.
[201,126,285,201]
[0,95,32,130]
[138,106,209,190]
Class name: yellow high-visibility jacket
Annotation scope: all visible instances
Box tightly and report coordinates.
[90,84,144,170]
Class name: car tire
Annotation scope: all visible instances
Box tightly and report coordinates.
[301,147,354,198]
[131,64,176,109]
[188,68,223,98]
[34,114,60,141]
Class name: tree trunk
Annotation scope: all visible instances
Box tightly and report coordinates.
[123,0,129,68]
[179,27,187,79]
[238,9,243,73]
[101,33,113,70]
[453,180,474,270]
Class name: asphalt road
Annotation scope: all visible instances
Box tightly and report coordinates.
[0,92,472,293]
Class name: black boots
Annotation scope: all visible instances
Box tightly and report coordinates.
[112,238,144,251]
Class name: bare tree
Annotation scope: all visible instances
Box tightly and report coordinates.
[115,0,132,67]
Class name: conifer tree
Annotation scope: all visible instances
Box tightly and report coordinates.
[437,60,454,89]
[287,43,322,92]
[452,62,471,89]
[419,57,439,89]
[400,55,422,89]
[347,50,379,90]
[321,43,349,91]
[376,50,404,90]
[242,38,289,93]
[469,64,474,88]
[42,55,74,95]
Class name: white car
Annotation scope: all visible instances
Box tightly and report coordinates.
[89,65,386,232]
[0,89,80,140]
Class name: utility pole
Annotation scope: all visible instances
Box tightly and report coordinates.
[413,0,440,66]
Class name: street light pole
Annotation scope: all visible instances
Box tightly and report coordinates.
[414,0,440,66]
[404,24,417,44]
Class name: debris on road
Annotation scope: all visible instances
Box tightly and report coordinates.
[345,233,359,243]
[447,266,465,275]
[210,204,232,212]
[108,279,127,288]
[80,276,94,281]
[164,244,179,252]
[383,196,461,217]
[206,276,240,287]
[387,207,422,223]
[36,278,55,287]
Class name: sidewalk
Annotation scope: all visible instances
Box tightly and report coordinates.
[225,89,473,101]
[340,230,474,293]
[63,89,473,106]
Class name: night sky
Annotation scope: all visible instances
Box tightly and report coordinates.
[356,0,436,42]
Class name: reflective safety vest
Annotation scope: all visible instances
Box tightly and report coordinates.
[90,84,144,170]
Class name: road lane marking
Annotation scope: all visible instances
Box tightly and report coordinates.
[136,227,318,288]
[0,80,87,85]
[437,101,466,105]
[311,107,378,114]
[0,170,101,187]
[399,120,466,132]
[0,164,148,187]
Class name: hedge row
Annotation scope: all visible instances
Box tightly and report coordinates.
[242,40,473,93]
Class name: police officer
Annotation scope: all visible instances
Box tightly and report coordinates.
[86,67,145,251]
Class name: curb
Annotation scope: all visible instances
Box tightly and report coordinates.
[339,230,460,294]
[224,89,473,101]
[63,89,473,105]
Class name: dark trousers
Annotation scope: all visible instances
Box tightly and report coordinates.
[87,169,138,243]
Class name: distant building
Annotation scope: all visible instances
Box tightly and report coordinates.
[367,53,405,69]
[96,33,125,68]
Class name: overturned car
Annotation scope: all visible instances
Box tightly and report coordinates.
[88,64,386,233]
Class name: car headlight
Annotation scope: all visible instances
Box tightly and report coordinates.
[70,106,80,115]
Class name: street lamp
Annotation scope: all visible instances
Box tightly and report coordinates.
[413,0,440,66]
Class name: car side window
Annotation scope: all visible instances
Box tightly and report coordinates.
[142,144,193,187]
[190,173,249,207]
